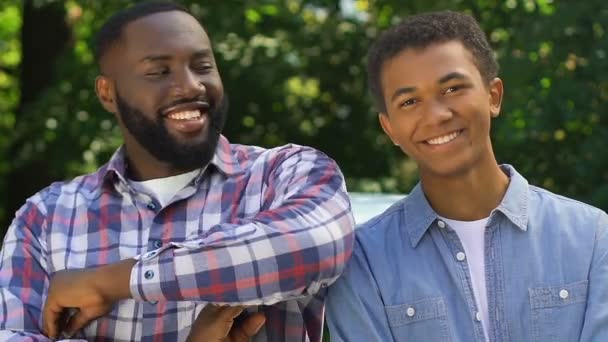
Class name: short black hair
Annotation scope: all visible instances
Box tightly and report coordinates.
[367,10,499,112]
[95,1,192,65]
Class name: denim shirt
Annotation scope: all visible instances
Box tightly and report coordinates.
[327,165,608,342]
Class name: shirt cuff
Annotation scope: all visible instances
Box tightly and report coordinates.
[130,247,179,302]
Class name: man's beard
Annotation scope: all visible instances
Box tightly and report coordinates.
[115,91,229,171]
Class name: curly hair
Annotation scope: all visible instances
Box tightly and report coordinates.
[367,10,498,112]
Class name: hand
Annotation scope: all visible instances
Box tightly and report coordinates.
[42,259,135,339]
[187,305,266,342]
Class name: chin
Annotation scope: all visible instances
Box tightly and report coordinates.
[422,157,476,179]
[174,128,212,145]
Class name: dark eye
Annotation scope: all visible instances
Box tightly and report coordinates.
[193,63,213,73]
[400,98,418,108]
[444,85,466,94]
[146,68,169,77]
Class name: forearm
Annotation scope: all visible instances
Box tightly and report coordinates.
[96,258,137,301]
[130,149,355,303]
[131,212,354,303]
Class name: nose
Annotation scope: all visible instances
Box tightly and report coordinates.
[170,67,206,100]
[422,98,453,125]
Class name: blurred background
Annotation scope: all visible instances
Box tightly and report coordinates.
[1,0,607,237]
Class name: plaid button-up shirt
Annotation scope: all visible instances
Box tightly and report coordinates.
[0,135,355,342]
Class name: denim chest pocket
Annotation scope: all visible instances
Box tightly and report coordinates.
[529,280,588,342]
[385,297,451,342]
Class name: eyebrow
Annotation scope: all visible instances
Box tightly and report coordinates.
[438,71,469,84]
[139,49,212,63]
[390,86,417,102]
[139,54,170,63]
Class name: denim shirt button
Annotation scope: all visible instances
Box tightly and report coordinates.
[456,252,466,261]
[475,311,482,322]
[559,289,569,299]
[406,307,416,317]
[437,220,446,228]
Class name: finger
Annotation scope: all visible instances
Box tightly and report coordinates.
[241,312,265,335]
[42,301,63,338]
[190,305,244,341]
[64,310,93,338]
[214,306,244,338]
[194,304,222,325]
[57,308,76,338]
[217,306,244,322]
[228,312,266,342]
[194,304,240,327]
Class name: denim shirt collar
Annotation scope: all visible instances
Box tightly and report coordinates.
[402,164,529,248]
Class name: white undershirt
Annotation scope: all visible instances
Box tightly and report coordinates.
[440,216,490,342]
[129,168,202,207]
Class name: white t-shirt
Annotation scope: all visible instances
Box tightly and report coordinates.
[129,168,202,207]
[440,216,490,342]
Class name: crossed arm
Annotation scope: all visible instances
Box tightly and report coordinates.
[0,147,355,340]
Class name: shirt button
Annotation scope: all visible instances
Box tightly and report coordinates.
[145,251,157,259]
[559,289,569,299]
[153,240,162,249]
[456,252,466,261]
[144,270,155,280]
[406,307,416,317]
[149,300,158,305]
[475,311,482,322]
[147,202,157,210]
[437,220,446,228]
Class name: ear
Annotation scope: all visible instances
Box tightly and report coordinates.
[95,75,118,115]
[488,77,504,118]
[378,113,399,146]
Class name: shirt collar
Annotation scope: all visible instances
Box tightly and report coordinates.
[493,164,529,232]
[209,135,245,177]
[402,164,529,248]
[90,134,244,193]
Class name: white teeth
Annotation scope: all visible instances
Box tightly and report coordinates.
[167,110,201,120]
[426,131,461,145]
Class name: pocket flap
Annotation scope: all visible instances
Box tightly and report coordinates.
[529,279,588,310]
[385,297,447,327]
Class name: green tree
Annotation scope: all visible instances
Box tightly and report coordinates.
[2,0,607,234]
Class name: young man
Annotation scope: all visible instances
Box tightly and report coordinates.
[326,10,608,342]
[0,2,354,341]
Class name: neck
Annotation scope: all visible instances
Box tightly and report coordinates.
[123,143,194,181]
[420,159,509,221]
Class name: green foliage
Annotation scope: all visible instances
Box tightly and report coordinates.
[0,3,21,223]
[1,0,608,231]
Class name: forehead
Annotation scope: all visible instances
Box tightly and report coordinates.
[120,10,211,59]
[380,41,480,89]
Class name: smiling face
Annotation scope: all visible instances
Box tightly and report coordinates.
[95,10,227,170]
[378,40,503,178]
